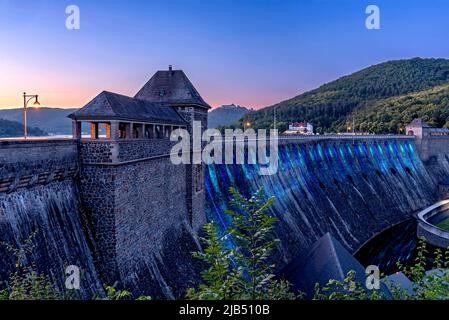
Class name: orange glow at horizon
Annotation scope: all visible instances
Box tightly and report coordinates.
[0,57,293,111]
[0,76,286,111]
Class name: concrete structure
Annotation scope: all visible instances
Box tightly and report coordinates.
[0,140,78,193]
[66,66,210,295]
[0,139,102,297]
[417,200,449,248]
[1,129,449,297]
[406,118,449,138]
[284,121,314,135]
[406,120,449,188]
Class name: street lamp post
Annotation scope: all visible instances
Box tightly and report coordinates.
[23,92,40,139]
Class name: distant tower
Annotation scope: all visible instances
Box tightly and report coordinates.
[135,65,211,230]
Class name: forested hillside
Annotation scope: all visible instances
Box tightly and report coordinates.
[0,107,76,135]
[351,83,449,133]
[239,58,449,133]
[0,119,47,138]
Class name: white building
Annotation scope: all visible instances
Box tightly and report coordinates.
[285,122,314,135]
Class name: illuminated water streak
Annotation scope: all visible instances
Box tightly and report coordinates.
[205,139,441,262]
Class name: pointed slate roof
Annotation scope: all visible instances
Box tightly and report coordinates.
[280,233,392,298]
[134,69,210,109]
[68,91,187,125]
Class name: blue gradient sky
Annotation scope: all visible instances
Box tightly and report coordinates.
[0,0,448,109]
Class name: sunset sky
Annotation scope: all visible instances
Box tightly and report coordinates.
[1,0,449,110]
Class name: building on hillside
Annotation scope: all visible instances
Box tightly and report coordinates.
[284,122,314,135]
[406,118,449,138]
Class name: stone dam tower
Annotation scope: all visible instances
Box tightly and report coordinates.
[69,67,210,297]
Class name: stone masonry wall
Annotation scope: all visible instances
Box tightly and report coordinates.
[0,140,79,192]
[114,157,202,298]
[191,109,208,231]
[78,138,204,297]
[78,164,117,283]
[416,136,449,185]
[176,106,208,232]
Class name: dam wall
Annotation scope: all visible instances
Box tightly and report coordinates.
[0,140,102,298]
[1,134,449,298]
[415,136,449,186]
[78,138,203,299]
[206,136,449,268]
[0,138,204,299]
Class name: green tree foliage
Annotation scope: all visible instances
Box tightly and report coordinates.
[186,222,240,300]
[236,58,449,133]
[6,269,60,300]
[0,231,60,300]
[0,231,152,300]
[104,285,133,300]
[349,83,449,134]
[187,188,296,300]
[313,270,383,300]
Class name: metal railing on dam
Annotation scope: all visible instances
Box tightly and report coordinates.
[0,133,414,143]
[277,134,414,140]
[220,134,415,146]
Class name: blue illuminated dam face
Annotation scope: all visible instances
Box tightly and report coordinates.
[205,139,439,266]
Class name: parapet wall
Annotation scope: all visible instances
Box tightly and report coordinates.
[79,138,178,164]
[0,140,79,193]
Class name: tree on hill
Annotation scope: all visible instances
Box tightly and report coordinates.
[236,58,449,133]
[344,83,449,134]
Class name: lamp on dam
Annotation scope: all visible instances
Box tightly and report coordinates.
[22,92,41,140]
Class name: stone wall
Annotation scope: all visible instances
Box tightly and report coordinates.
[0,140,79,192]
[78,164,117,283]
[416,136,449,162]
[78,138,204,297]
[416,136,449,185]
[176,107,208,232]
[79,138,178,164]
[0,140,102,297]
[114,157,202,298]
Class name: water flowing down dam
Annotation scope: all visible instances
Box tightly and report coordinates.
[205,137,446,267]
[0,180,103,298]
[0,140,103,298]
